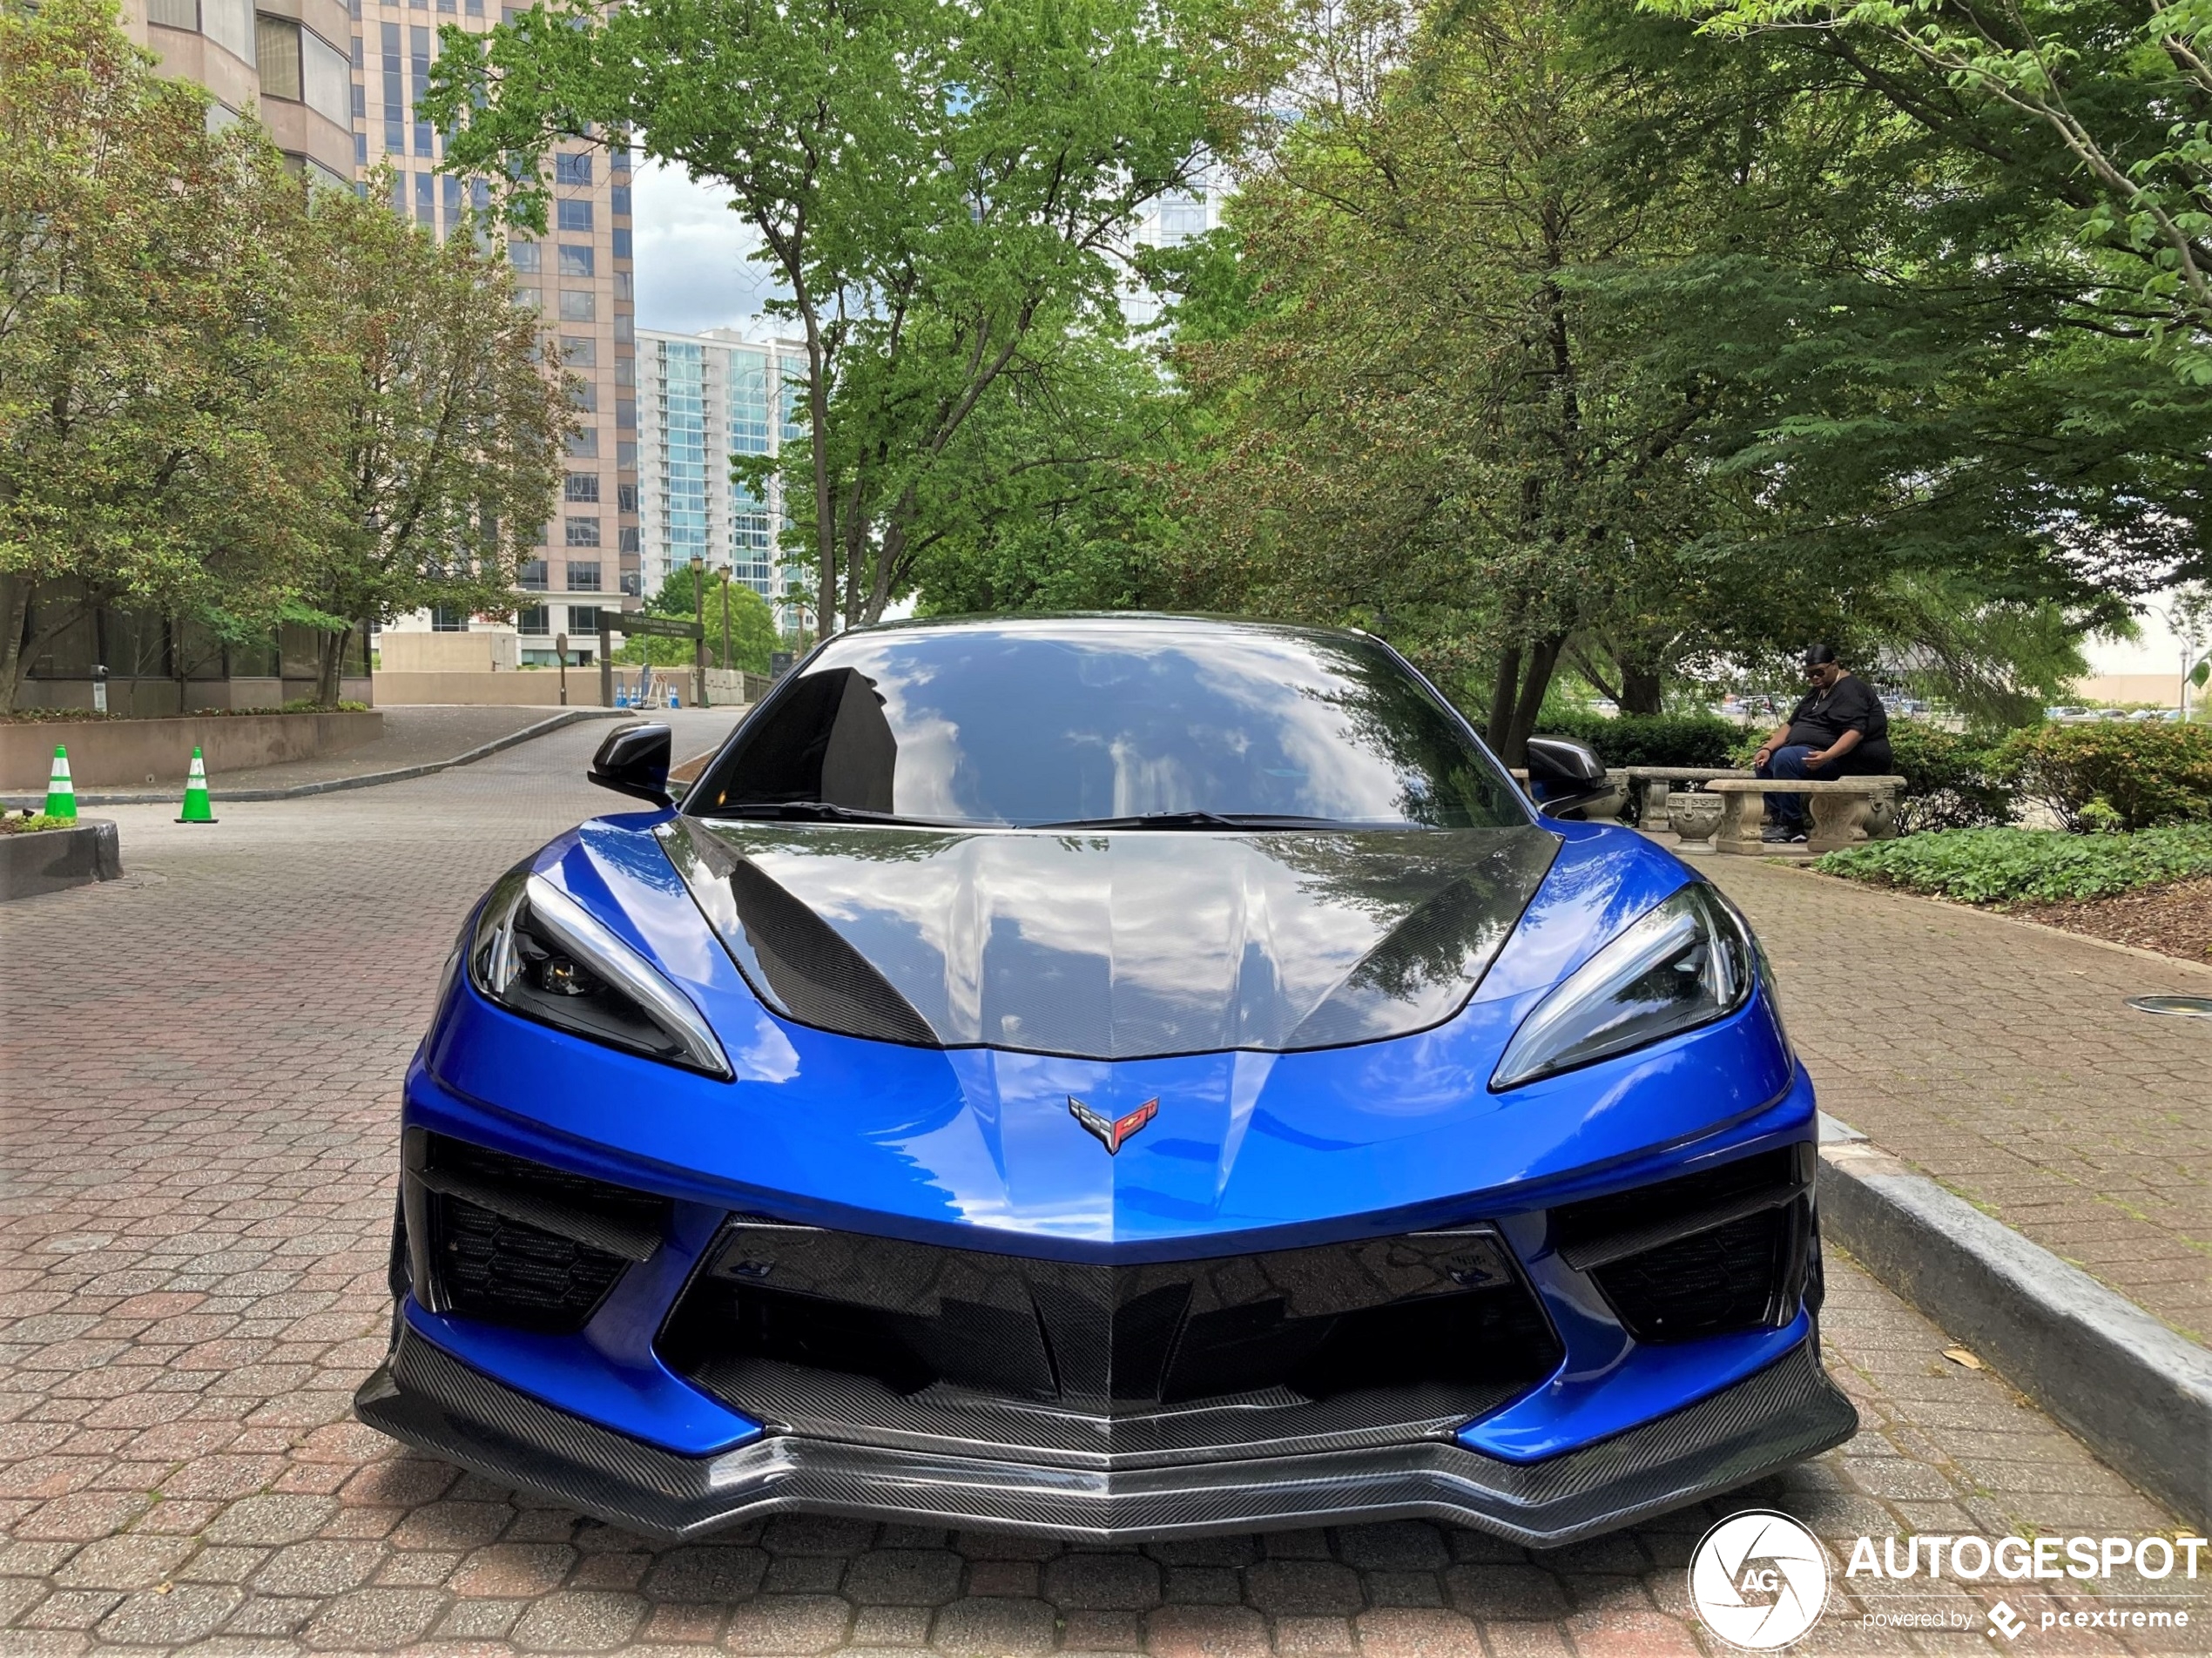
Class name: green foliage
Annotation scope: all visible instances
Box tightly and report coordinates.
[1,811,74,834]
[0,0,326,713]
[1531,711,1743,768]
[292,179,573,705]
[1818,826,2212,904]
[1995,722,2212,832]
[617,570,779,673]
[429,0,1277,631]
[1884,721,2016,832]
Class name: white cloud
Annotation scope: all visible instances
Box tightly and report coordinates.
[631,162,787,334]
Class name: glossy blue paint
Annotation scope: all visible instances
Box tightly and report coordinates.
[404,801,1819,1466]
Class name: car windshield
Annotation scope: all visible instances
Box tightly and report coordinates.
[689,620,1528,829]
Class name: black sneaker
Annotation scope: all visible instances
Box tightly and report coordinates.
[1761,825,1803,844]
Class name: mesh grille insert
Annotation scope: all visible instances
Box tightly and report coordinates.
[1590,1201,1808,1344]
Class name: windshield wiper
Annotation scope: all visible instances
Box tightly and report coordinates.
[709,801,929,825]
[1035,812,1390,831]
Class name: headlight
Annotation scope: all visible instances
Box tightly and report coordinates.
[469,868,732,1078]
[1492,882,1755,1090]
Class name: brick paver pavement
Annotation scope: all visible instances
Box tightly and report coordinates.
[2,745,2202,1655]
[1703,856,2212,1345]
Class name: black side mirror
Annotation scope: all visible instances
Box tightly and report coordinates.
[1524,735,1606,787]
[589,722,673,807]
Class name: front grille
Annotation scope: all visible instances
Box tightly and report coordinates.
[1551,1146,1815,1345]
[413,1134,671,1335]
[658,1222,1562,1466]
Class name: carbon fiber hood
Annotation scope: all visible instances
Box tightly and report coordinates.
[660,819,1559,1061]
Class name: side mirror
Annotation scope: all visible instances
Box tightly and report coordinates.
[1523,735,1615,820]
[589,722,673,807]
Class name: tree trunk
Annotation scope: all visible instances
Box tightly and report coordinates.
[314,630,345,708]
[1617,657,1664,717]
[1501,635,1565,767]
[1486,643,1522,755]
[0,576,30,717]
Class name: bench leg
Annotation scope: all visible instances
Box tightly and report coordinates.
[1807,792,1871,854]
[1637,779,1672,832]
[1717,791,1765,853]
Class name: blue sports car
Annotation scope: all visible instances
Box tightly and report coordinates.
[357,614,1855,1544]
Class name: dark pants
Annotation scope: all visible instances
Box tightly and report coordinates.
[1757,744,1840,827]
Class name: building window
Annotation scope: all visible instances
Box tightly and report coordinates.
[610,185,631,217]
[567,561,603,590]
[516,604,550,636]
[561,334,597,367]
[256,15,302,99]
[443,172,462,227]
[415,172,435,227]
[610,144,631,172]
[556,199,594,233]
[563,473,600,502]
[619,526,641,554]
[410,26,433,156]
[430,606,469,631]
[613,314,633,343]
[147,0,199,27]
[614,355,634,388]
[555,153,592,185]
[617,482,637,513]
[557,244,594,278]
[611,228,632,261]
[508,239,541,273]
[558,288,595,321]
[512,286,539,309]
[569,604,601,637]
[614,270,632,300]
[617,440,637,467]
[573,382,597,414]
[381,21,402,152]
[565,517,602,548]
[568,428,599,457]
[518,558,548,590]
[616,398,635,429]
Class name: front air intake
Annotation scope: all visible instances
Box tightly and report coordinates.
[408,1133,670,1335]
[1550,1146,1816,1345]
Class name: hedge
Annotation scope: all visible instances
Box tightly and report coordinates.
[1995,722,2212,832]
[1817,824,2212,904]
[1531,711,1742,768]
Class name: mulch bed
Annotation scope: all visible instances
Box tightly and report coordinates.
[2008,876,2212,966]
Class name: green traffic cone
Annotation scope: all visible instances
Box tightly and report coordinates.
[175,745,217,824]
[44,745,77,822]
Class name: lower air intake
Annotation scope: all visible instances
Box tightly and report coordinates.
[658,1222,1563,1467]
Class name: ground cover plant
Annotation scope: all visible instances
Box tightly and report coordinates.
[0,811,72,833]
[1817,825,2212,905]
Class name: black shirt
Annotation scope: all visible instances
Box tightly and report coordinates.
[1784,675,1890,765]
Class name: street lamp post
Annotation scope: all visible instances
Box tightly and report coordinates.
[555,632,569,706]
[691,556,709,709]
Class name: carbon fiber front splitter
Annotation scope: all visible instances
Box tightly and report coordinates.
[354,1328,1857,1546]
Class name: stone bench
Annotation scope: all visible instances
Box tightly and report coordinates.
[1702,776,1905,855]
[1617,765,1753,831]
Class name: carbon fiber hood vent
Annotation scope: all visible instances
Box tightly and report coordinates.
[661,819,1557,1060]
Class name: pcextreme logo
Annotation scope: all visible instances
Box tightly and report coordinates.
[1689,1511,1831,1651]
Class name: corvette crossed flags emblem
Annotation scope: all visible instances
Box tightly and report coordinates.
[1067,1095,1158,1156]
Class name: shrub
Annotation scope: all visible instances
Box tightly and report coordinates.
[1,812,74,834]
[1531,711,1742,768]
[1995,722,2212,832]
[1885,721,2016,832]
[1817,825,2212,904]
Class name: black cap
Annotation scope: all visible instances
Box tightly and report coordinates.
[1804,643,1839,668]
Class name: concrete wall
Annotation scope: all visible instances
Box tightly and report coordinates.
[25,677,372,716]
[371,671,573,707]
[3,711,382,792]
[374,631,521,673]
[2070,673,2185,707]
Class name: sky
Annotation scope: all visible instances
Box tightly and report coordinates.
[632,162,783,335]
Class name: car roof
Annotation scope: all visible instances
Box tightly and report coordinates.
[831,612,1372,649]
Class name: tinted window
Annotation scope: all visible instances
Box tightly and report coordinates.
[694,622,1526,829]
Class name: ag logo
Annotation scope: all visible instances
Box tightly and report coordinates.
[1689,1510,1831,1650]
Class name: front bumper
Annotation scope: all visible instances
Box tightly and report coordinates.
[355,1324,1856,1546]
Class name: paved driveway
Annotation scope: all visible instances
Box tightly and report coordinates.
[0,742,2195,1655]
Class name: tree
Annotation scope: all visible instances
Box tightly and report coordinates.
[427,0,1278,632]
[0,0,321,713]
[289,179,573,705]
[1653,0,2212,380]
[618,566,779,673]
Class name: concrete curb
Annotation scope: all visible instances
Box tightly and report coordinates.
[1,707,628,807]
[1817,1127,2212,1529]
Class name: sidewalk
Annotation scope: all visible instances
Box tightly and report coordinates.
[1703,855,2211,1346]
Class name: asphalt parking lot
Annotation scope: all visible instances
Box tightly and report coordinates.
[1,723,2199,1655]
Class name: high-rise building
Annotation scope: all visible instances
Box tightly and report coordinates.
[636,327,806,615]
[119,0,356,191]
[118,0,641,674]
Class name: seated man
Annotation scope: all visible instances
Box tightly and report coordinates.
[1750,645,1892,843]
